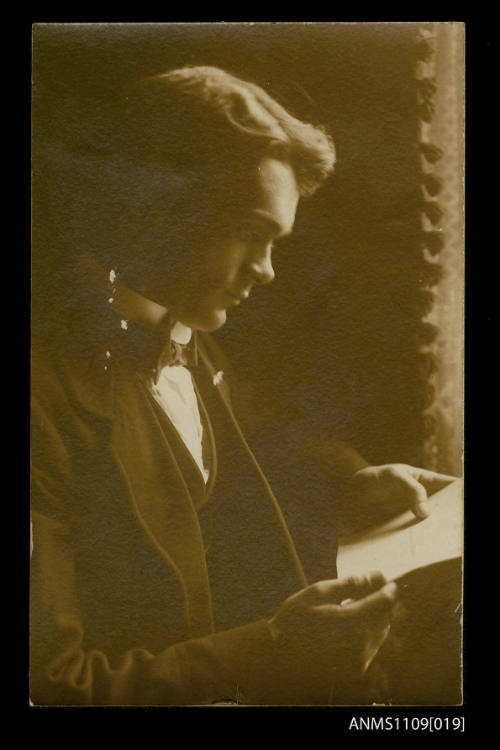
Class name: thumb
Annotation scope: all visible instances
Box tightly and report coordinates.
[323,571,388,603]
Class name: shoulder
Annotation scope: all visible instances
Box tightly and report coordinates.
[32,340,116,513]
[32,337,114,424]
[32,339,115,483]
[32,347,73,429]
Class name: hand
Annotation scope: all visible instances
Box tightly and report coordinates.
[268,572,398,681]
[340,463,457,532]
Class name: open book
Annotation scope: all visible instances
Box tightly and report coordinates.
[337,479,463,582]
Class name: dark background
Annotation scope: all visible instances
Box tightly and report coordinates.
[32,22,437,491]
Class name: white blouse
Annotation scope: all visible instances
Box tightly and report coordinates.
[150,363,209,484]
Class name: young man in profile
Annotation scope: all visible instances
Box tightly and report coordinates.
[31,65,454,705]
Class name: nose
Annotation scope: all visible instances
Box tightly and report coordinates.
[246,248,275,286]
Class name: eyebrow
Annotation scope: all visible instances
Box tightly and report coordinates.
[247,209,293,238]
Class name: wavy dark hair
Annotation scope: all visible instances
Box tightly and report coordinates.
[33,65,336,313]
[119,66,336,197]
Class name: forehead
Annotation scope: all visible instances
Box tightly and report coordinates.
[243,157,300,236]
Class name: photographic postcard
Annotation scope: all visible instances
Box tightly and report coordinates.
[31,22,465,710]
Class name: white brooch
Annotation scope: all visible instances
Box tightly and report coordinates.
[213,370,224,386]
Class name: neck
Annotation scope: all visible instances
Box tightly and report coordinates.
[77,252,192,343]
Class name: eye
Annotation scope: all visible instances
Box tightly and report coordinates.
[236,223,269,244]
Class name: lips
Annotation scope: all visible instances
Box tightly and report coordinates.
[227,289,251,302]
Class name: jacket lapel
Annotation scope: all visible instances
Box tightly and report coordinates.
[197,336,308,591]
[147,388,214,512]
[110,365,214,639]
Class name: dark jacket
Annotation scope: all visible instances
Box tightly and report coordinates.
[30,304,324,706]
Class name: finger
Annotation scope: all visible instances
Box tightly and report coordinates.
[341,581,398,623]
[307,571,387,604]
[401,473,430,519]
[409,468,458,496]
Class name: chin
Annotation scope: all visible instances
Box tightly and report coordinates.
[201,309,228,332]
[179,307,227,332]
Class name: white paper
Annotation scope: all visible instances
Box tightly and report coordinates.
[337,479,463,582]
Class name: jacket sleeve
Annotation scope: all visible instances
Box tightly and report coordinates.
[30,372,310,707]
[30,505,288,706]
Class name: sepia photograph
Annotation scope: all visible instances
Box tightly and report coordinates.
[30,22,465,707]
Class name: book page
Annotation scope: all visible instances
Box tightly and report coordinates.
[337,479,463,582]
